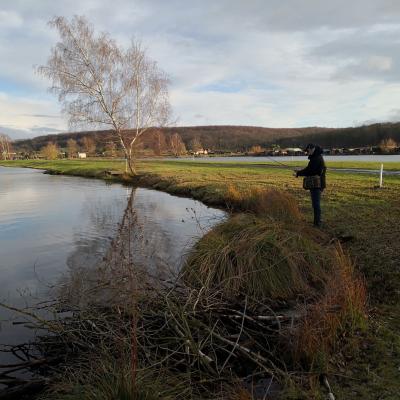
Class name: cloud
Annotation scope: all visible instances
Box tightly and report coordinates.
[0,91,67,139]
[0,125,65,140]
[0,126,33,140]
[0,10,23,28]
[310,25,400,82]
[30,126,64,133]
[1,0,400,131]
[20,114,63,119]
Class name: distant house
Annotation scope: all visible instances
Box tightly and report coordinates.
[285,148,304,156]
[193,149,208,156]
[78,152,87,159]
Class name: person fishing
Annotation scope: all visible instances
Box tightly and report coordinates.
[295,144,326,227]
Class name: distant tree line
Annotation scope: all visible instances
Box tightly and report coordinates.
[276,122,400,150]
[11,122,400,158]
[12,125,330,156]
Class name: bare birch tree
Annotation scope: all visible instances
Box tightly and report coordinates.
[37,16,171,174]
[80,136,96,155]
[0,134,12,160]
[169,132,186,157]
[151,129,167,156]
[189,136,202,153]
[66,138,78,158]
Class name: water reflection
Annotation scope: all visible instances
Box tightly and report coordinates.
[0,167,225,365]
[60,186,226,307]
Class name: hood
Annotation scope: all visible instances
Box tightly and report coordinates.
[309,145,323,158]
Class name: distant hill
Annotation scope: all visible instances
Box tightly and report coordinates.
[12,125,332,153]
[276,122,400,149]
[12,122,400,153]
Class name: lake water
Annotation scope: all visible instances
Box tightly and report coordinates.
[179,154,400,163]
[0,167,225,367]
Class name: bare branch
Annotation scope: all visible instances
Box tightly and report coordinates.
[37,16,171,173]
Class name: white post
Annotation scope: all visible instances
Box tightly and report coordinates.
[379,163,383,187]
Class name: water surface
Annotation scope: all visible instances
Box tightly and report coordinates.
[0,167,225,364]
[178,154,400,163]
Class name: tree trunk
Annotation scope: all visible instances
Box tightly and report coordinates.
[127,149,136,175]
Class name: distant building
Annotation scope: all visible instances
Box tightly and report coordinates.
[78,152,87,159]
[285,148,304,155]
[193,149,208,156]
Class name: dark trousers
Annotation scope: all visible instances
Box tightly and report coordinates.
[310,189,322,226]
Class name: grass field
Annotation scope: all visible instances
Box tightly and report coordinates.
[173,158,400,171]
[1,158,400,399]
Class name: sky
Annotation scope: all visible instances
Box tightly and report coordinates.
[1,0,400,139]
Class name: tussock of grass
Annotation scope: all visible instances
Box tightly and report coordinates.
[226,185,302,222]
[184,213,367,368]
[183,214,331,301]
[40,356,187,400]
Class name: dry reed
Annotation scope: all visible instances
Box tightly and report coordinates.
[225,185,302,222]
[292,244,367,367]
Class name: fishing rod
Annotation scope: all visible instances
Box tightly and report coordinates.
[262,154,298,169]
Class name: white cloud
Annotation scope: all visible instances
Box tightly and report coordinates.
[0,92,67,139]
[1,0,400,132]
[367,55,392,71]
[0,10,23,28]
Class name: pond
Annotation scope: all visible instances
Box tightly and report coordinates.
[179,154,400,163]
[0,167,225,367]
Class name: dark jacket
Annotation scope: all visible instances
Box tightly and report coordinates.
[297,146,326,188]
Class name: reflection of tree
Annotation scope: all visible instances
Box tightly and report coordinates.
[65,193,127,272]
[131,199,174,275]
[59,187,225,308]
[60,188,138,307]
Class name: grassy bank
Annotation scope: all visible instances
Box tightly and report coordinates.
[1,159,400,398]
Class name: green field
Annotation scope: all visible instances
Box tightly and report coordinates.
[1,158,400,399]
[174,158,400,171]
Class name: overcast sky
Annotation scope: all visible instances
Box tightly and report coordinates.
[1,0,400,139]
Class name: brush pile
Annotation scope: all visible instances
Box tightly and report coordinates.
[0,281,301,399]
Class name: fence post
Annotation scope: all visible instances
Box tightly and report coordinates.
[379,163,383,188]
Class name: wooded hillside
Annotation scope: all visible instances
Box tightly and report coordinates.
[12,122,400,154]
[276,122,400,149]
